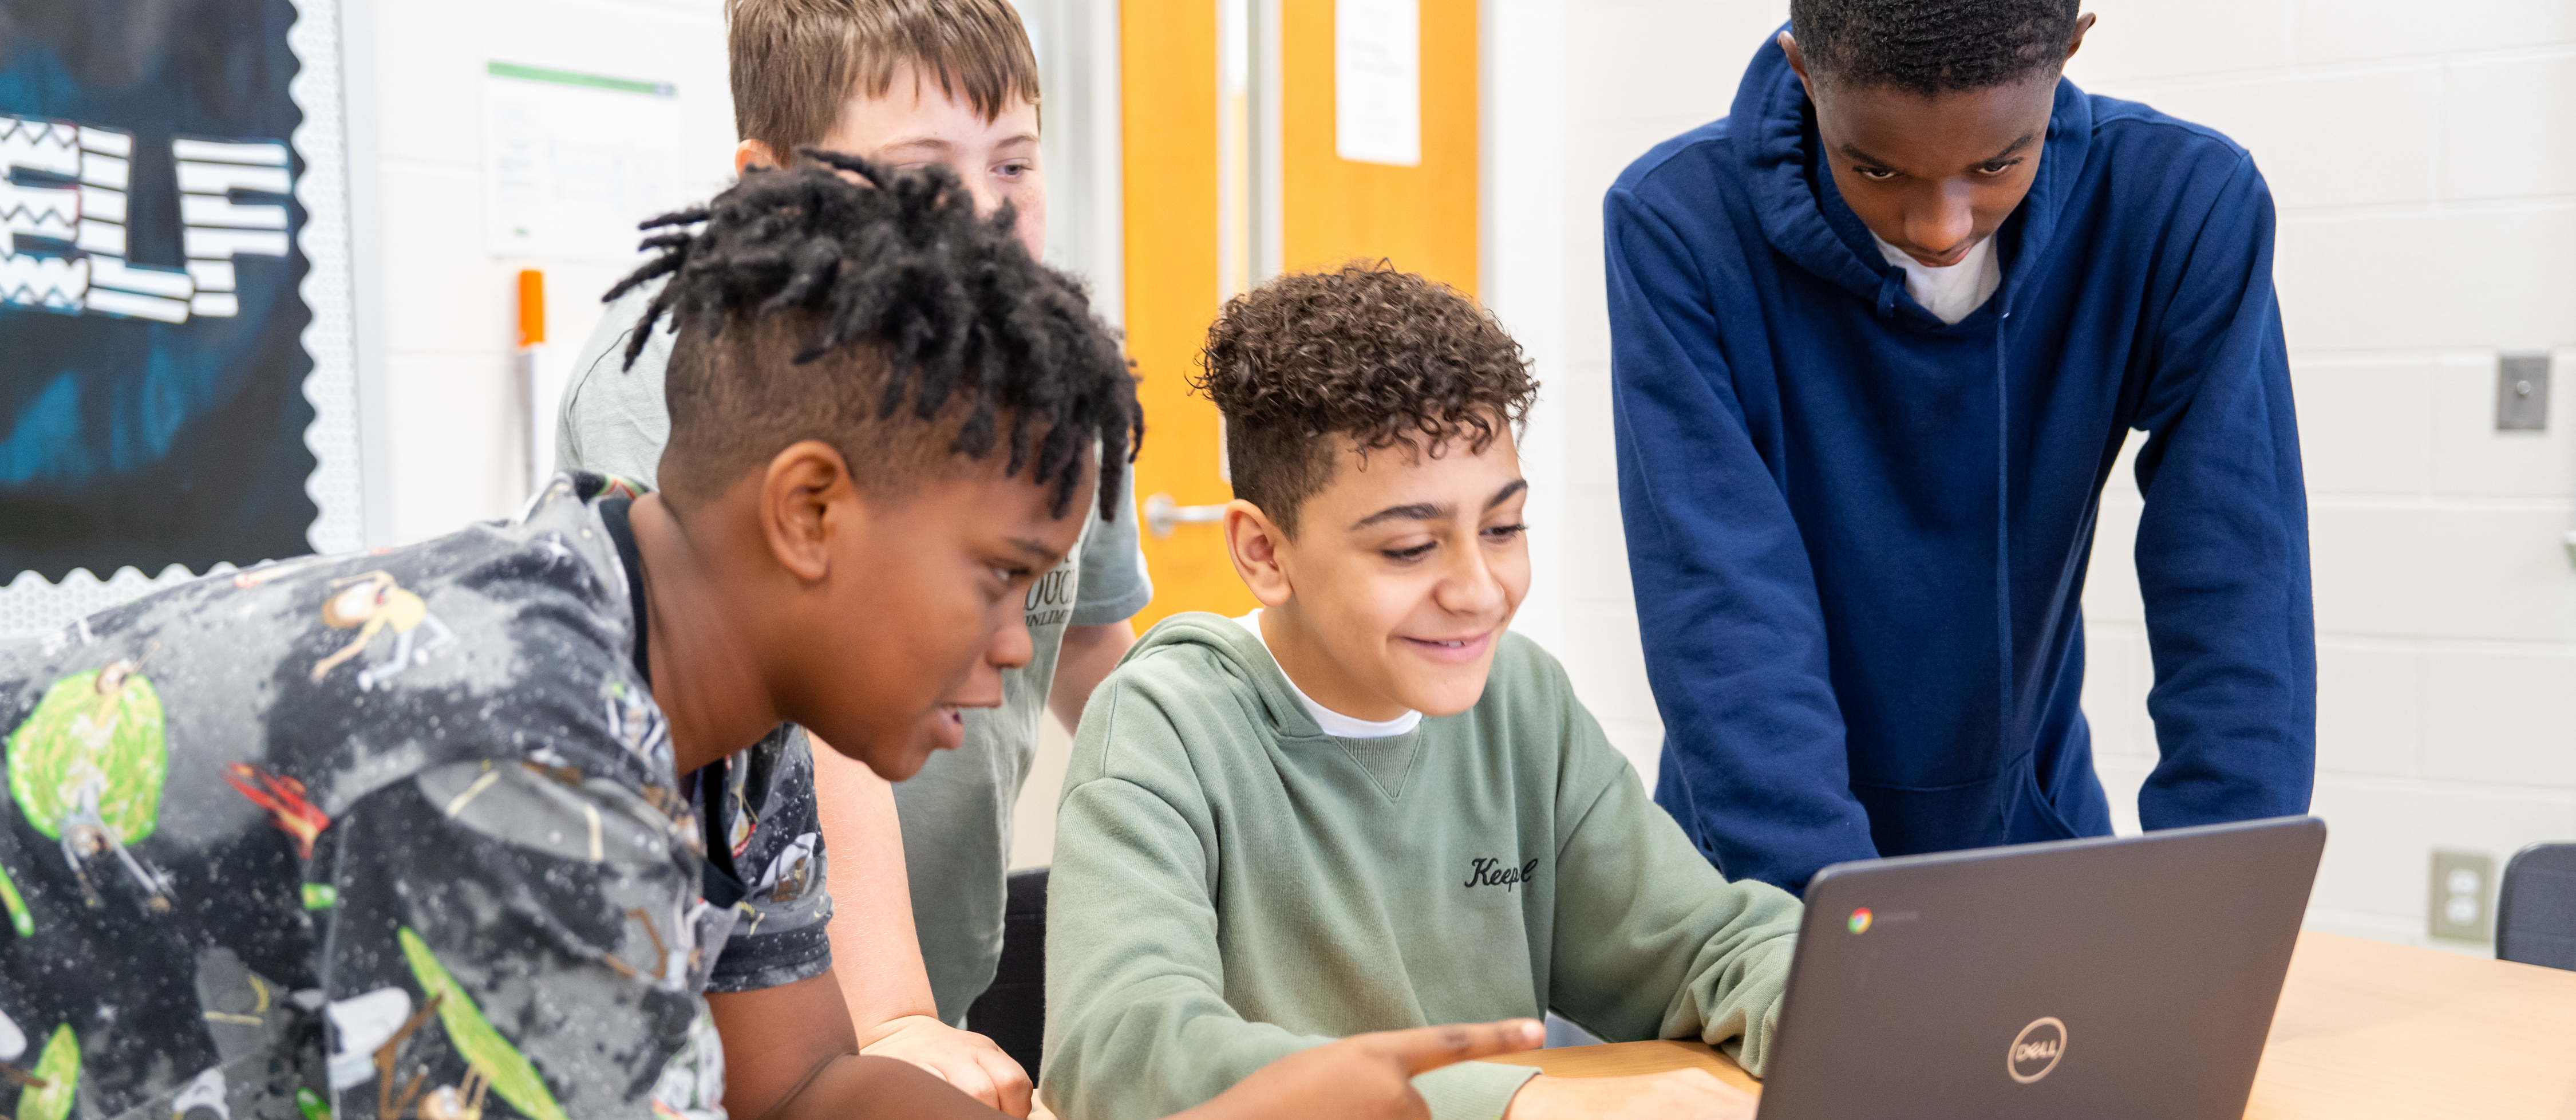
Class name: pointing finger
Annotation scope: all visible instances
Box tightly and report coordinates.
[1374,1019,1546,1077]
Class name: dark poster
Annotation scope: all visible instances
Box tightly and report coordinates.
[0,0,357,605]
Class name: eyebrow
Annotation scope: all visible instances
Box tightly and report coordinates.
[1839,132,2037,171]
[1350,502,1447,531]
[1982,133,2039,162]
[876,132,1040,155]
[1348,479,1530,531]
[1006,537,1060,562]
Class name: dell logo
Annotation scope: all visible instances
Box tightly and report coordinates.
[2008,1017,2067,1083]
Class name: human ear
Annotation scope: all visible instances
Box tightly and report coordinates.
[1779,31,1811,93]
[758,440,859,583]
[1222,500,1295,609]
[2065,13,2097,62]
[734,139,781,178]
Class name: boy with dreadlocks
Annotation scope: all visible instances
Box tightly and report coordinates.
[0,161,1544,1119]
[556,1,1146,1110]
[1607,2,2314,895]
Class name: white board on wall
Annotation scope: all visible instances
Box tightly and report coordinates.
[1336,0,1420,167]
[484,62,686,261]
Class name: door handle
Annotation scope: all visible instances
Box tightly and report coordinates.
[1144,493,1227,539]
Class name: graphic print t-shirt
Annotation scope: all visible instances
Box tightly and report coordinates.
[0,474,828,1119]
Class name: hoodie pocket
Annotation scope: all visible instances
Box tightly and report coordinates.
[2010,756,2083,843]
[1848,774,2014,857]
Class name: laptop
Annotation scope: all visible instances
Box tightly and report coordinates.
[1755,815,2326,1119]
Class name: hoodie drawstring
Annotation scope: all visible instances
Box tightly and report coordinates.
[1994,306,2018,803]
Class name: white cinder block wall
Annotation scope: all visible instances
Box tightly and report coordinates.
[2062,0,2576,951]
[342,0,736,545]
[1487,0,2576,952]
[1487,0,1796,779]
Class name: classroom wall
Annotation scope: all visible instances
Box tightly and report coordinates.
[1488,0,2576,952]
[339,0,2576,942]
[2059,0,2576,952]
[1484,0,1795,786]
[341,0,738,546]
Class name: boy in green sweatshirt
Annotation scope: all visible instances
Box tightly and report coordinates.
[1042,264,1803,1120]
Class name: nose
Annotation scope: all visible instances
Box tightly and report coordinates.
[962,173,1005,219]
[1434,541,1508,620]
[1906,183,1977,258]
[988,600,1034,672]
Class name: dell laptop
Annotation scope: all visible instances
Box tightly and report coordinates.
[1755,815,2326,1119]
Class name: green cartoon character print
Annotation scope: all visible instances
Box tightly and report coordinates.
[0,1012,81,1120]
[393,929,563,1120]
[5,658,172,912]
[0,477,824,1118]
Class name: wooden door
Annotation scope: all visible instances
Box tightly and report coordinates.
[1120,0,1479,629]
[1280,0,1478,290]
[1121,0,1254,629]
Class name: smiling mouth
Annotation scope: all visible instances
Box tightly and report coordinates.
[1401,631,1494,660]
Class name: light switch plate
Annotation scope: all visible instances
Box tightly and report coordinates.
[2497,352,2550,431]
[2429,849,2495,941]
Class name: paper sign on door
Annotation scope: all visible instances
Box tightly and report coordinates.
[1336,0,1420,167]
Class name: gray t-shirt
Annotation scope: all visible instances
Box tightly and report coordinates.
[556,285,1151,1020]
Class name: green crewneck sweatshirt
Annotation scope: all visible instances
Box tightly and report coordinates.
[1040,613,1802,1120]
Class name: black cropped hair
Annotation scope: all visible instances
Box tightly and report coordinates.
[605,154,1137,520]
[1791,0,2081,94]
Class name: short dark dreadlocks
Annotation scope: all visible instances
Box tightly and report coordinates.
[607,155,1137,520]
[1791,0,2081,95]
[1193,262,1535,537]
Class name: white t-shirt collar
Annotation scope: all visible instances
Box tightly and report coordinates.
[1871,232,2002,325]
[1232,610,1422,739]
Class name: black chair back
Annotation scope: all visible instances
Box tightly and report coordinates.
[2496,842,2576,971]
[966,866,1049,1076]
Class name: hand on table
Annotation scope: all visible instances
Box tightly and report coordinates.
[857,1014,1033,1116]
[1504,1070,1757,1120]
[1183,1019,1547,1120]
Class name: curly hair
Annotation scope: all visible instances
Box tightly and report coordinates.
[1791,0,2080,94]
[607,154,1137,520]
[1192,262,1535,536]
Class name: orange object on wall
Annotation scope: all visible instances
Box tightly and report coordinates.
[516,269,546,349]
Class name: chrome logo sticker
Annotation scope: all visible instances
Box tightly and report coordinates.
[1846,907,1872,934]
[2008,1017,2067,1083]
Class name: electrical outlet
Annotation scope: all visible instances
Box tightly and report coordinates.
[2429,849,2495,941]
[2497,352,2550,431]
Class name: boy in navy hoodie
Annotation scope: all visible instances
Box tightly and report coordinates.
[1606,0,2314,894]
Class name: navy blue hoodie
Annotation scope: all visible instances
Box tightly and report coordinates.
[1605,36,2315,893]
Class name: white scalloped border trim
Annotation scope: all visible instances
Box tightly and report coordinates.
[288,0,363,559]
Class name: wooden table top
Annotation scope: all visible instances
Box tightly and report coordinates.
[1487,931,2576,1118]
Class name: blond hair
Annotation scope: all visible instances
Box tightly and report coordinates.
[727,0,1041,159]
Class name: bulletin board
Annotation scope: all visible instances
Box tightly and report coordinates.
[0,0,361,634]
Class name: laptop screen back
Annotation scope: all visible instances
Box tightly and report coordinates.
[1757,817,2326,1120]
